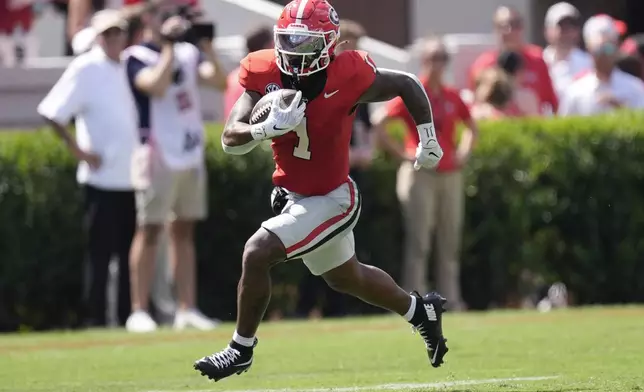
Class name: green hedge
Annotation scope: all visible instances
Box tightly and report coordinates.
[2,111,644,330]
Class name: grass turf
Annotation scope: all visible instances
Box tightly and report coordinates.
[1,306,642,392]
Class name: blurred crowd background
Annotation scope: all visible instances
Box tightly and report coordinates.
[1,0,643,333]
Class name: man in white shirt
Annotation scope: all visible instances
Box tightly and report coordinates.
[559,15,644,116]
[37,10,139,328]
[122,0,225,333]
[542,2,593,99]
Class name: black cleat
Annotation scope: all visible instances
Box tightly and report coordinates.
[410,291,449,368]
[193,339,257,382]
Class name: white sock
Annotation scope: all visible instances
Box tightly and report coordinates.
[232,331,255,347]
[403,295,417,322]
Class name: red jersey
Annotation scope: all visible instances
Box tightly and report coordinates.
[239,49,377,196]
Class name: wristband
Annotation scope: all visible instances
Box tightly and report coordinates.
[417,123,437,148]
[250,123,268,141]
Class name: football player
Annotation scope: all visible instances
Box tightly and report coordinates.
[194,0,447,382]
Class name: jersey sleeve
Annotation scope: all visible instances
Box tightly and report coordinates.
[238,56,254,90]
[348,50,378,97]
[238,50,275,93]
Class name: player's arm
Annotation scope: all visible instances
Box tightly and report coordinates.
[359,68,441,169]
[221,90,263,154]
[222,88,305,155]
[359,68,433,125]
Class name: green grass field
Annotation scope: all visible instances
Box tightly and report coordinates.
[1,306,642,392]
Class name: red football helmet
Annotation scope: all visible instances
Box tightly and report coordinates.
[274,0,341,77]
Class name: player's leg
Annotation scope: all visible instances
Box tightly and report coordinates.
[311,235,448,368]
[307,233,411,315]
[193,227,286,381]
[194,181,361,381]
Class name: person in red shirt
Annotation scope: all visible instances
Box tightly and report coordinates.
[0,0,34,66]
[194,0,448,383]
[469,6,558,114]
[223,26,273,119]
[374,36,478,312]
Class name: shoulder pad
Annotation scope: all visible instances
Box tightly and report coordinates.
[239,49,279,91]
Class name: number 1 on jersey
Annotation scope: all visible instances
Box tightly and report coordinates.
[293,117,311,160]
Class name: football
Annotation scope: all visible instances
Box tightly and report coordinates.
[249,89,303,125]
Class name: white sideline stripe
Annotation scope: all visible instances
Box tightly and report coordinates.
[145,375,559,392]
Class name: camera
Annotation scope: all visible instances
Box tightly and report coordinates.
[161,5,216,45]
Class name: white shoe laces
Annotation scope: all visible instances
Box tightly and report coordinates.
[412,324,433,349]
[209,346,241,369]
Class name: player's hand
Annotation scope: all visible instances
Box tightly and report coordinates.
[413,139,443,170]
[265,91,306,138]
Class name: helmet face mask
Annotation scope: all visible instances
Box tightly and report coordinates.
[275,28,337,76]
[274,0,341,77]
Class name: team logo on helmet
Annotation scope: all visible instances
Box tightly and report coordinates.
[329,6,340,26]
[265,83,281,94]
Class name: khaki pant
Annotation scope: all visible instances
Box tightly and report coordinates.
[133,149,208,225]
[396,161,464,307]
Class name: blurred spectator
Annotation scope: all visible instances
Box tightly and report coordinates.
[71,26,97,55]
[123,1,224,332]
[295,19,375,320]
[469,6,558,115]
[37,10,138,328]
[542,2,592,98]
[470,68,516,120]
[596,13,627,37]
[497,50,540,116]
[616,54,643,80]
[339,19,376,181]
[374,36,478,310]
[0,0,38,67]
[223,26,273,119]
[559,15,644,116]
[620,34,644,80]
[63,0,201,56]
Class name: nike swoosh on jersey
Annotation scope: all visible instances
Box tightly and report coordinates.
[324,90,339,98]
[273,125,291,131]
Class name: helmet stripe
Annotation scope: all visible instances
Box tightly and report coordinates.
[295,0,310,24]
